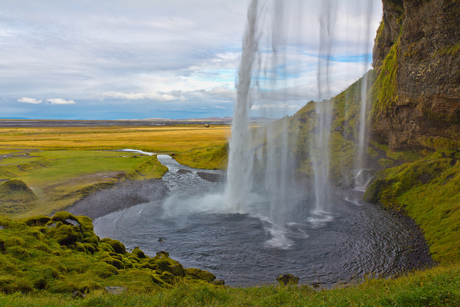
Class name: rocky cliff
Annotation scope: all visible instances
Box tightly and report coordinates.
[371,0,460,151]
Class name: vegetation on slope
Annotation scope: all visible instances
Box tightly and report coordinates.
[0,150,167,218]
[0,212,220,296]
[174,144,228,170]
[364,0,460,266]
[364,150,460,263]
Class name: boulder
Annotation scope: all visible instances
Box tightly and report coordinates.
[276,274,299,286]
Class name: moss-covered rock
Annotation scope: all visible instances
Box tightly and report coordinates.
[48,224,81,246]
[142,252,185,277]
[23,215,51,226]
[0,179,37,204]
[132,247,147,258]
[276,274,299,286]
[101,256,125,270]
[0,213,221,295]
[101,238,126,254]
[185,268,216,283]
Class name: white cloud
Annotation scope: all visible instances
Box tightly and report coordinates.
[18,97,42,104]
[47,98,76,105]
[103,91,186,102]
[0,0,383,120]
[199,86,236,99]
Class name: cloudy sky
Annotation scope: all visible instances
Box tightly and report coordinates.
[0,0,382,120]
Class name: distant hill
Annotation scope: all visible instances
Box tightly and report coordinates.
[139,117,275,123]
[139,117,232,122]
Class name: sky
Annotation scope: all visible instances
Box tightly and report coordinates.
[0,0,382,120]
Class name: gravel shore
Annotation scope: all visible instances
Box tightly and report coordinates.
[66,179,169,220]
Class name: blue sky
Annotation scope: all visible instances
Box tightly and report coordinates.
[0,0,382,120]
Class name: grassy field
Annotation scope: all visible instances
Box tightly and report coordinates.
[0,125,230,153]
[0,124,230,218]
[0,265,458,306]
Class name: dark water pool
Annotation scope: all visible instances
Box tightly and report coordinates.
[92,155,431,286]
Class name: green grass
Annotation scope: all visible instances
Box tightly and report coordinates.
[174,144,228,170]
[19,151,153,183]
[364,150,460,263]
[0,150,167,218]
[0,264,458,306]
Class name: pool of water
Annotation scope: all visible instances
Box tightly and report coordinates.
[92,155,427,286]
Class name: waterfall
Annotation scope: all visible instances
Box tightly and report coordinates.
[225,0,377,227]
[310,0,337,215]
[354,0,375,190]
[224,0,259,213]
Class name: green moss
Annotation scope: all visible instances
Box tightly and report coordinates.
[132,247,147,258]
[23,215,51,226]
[0,164,27,178]
[126,156,168,179]
[48,224,81,246]
[101,256,125,270]
[0,179,37,204]
[185,268,216,283]
[101,238,126,254]
[378,158,395,168]
[142,252,186,277]
[371,41,400,117]
[364,151,460,263]
[174,144,228,170]
[50,211,78,222]
[0,212,219,295]
[417,136,460,151]
[436,43,460,56]
[367,147,378,159]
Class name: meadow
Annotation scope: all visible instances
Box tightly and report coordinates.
[0,124,230,153]
[0,124,230,218]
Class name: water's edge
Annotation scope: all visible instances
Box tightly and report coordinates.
[67,153,434,287]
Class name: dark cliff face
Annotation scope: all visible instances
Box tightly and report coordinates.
[371,0,460,151]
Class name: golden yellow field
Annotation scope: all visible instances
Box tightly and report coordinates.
[0,125,230,153]
[0,124,231,218]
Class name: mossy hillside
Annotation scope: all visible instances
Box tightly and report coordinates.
[174,144,228,170]
[371,40,399,118]
[0,179,37,202]
[173,70,377,181]
[0,150,167,218]
[364,150,460,263]
[125,156,168,180]
[273,71,378,185]
[0,180,38,215]
[0,212,220,295]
